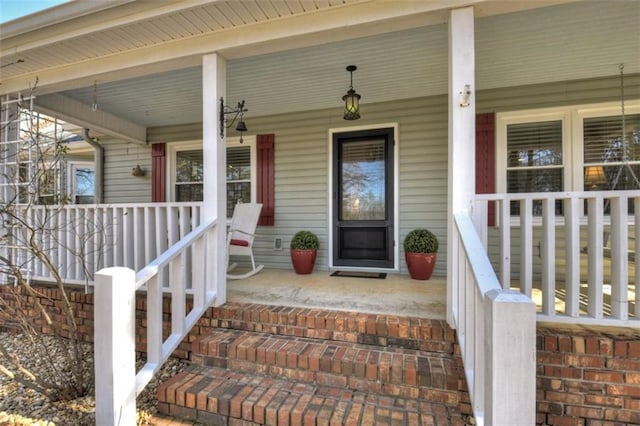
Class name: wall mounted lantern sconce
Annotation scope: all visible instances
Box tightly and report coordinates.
[342,65,361,120]
[219,97,248,143]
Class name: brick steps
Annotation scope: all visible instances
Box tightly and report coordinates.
[191,329,461,403]
[158,365,466,425]
[157,303,470,425]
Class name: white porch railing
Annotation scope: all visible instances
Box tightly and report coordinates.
[452,211,536,426]
[475,190,640,325]
[2,202,202,285]
[94,218,219,425]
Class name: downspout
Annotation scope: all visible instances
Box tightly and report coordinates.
[82,128,104,203]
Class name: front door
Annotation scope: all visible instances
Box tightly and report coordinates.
[333,128,394,268]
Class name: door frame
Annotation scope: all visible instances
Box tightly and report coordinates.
[328,123,399,271]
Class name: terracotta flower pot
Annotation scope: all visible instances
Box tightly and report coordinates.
[291,249,317,274]
[405,252,437,280]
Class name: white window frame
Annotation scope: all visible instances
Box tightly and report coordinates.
[167,140,203,202]
[496,107,572,193]
[167,136,257,218]
[68,161,95,204]
[497,101,640,193]
[574,101,640,191]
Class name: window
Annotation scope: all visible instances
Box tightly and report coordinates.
[583,113,640,192]
[506,120,564,195]
[226,144,253,218]
[69,162,95,204]
[168,137,257,218]
[499,102,640,195]
[175,149,203,202]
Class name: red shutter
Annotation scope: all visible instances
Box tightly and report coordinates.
[476,113,495,226]
[151,143,166,202]
[257,134,275,226]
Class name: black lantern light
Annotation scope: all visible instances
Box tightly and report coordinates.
[219,97,248,143]
[342,65,361,120]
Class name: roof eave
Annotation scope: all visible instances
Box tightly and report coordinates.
[0,0,135,39]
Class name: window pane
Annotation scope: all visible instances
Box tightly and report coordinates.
[226,145,252,217]
[584,114,640,164]
[176,150,203,183]
[227,147,250,180]
[507,121,563,168]
[75,167,95,196]
[507,168,562,194]
[341,139,386,220]
[227,182,251,217]
[176,183,203,202]
[508,169,564,216]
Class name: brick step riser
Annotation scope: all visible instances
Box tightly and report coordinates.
[207,303,457,354]
[158,367,466,425]
[193,355,460,405]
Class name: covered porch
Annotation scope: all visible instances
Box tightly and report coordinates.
[1,0,639,424]
[228,269,447,319]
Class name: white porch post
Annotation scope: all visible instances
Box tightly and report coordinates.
[202,53,227,306]
[447,7,476,327]
[94,267,136,426]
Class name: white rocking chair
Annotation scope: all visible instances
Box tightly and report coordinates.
[227,202,264,279]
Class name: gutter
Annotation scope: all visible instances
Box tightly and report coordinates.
[82,129,104,204]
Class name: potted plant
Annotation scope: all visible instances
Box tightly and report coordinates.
[290,231,319,274]
[403,228,438,280]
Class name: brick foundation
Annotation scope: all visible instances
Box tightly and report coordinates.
[536,325,640,425]
[1,284,639,424]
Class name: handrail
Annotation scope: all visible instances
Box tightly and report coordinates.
[453,211,536,426]
[94,217,219,424]
[135,219,215,289]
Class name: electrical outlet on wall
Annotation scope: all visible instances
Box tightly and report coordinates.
[274,237,283,250]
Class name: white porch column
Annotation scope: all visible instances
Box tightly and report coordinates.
[447,7,476,327]
[202,53,227,306]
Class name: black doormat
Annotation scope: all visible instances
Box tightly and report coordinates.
[330,271,387,279]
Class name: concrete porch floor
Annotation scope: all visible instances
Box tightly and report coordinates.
[227,269,446,319]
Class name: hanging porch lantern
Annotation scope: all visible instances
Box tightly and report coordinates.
[342,65,361,120]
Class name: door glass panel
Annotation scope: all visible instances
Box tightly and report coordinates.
[341,139,385,220]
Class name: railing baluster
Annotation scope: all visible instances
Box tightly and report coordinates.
[610,196,629,320]
[542,198,556,316]
[499,199,511,290]
[564,197,581,317]
[587,196,604,319]
[474,199,488,248]
[170,254,186,335]
[520,198,533,296]
[144,206,156,265]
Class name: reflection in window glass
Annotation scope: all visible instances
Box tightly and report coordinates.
[227,146,251,217]
[175,150,203,202]
[506,121,563,216]
[74,166,95,204]
[341,139,385,221]
[584,114,640,191]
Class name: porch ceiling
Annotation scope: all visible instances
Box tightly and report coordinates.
[0,0,603,137]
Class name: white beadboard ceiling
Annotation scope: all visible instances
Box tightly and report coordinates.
[3,0,639,133]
